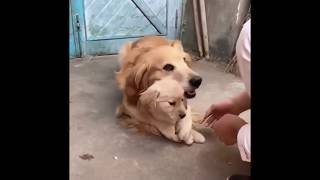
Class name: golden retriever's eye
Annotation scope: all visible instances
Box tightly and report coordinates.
[183,57,186,61]
[169,101,176,106]
[163,64,175,71]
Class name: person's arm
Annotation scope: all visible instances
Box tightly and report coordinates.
[202,90,250,125]
[237,124,251,162]
[230,91,250,115]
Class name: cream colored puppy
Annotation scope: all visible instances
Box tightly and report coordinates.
[136,77,205,144]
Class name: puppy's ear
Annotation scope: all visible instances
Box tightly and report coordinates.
[139,89,160,109]
[170,40,184,52]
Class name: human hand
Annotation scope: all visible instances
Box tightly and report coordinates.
[210,114,246,145]
[201,98,237,126]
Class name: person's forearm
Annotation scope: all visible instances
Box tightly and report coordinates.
[231,91,250,114]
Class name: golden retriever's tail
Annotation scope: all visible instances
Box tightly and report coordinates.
[115,42,134,91]
[118,42,133,68]
[115,71,126,90]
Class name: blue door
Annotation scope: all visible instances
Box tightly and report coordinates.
[70,2,82,58]
[70,6,77,58]
[70,0,183,58]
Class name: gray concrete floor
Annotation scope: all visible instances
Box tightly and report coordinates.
[70,55,250,180]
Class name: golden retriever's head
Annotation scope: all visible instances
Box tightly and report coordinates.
[138,77,187,123]
[131,42,202,99]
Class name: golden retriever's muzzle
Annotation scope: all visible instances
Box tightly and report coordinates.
[189,75,202,88]
[185,75,202,98]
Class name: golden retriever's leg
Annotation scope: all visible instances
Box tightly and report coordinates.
[115,104,131,118]
[139,123,162,136]
[115,104,124,118]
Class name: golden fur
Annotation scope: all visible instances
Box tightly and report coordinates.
[115,36,204,144]
[137,77,205,144]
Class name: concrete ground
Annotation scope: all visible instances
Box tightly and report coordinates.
[70,55,250,180]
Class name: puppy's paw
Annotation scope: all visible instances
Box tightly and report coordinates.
[142,124,162,136]
[177,126,190,142]
[176,119,192,142]
[191,129,206,143]
[176,125,194,145]
[184,133,194,145]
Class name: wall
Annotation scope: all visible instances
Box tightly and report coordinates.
[181,0,250,62]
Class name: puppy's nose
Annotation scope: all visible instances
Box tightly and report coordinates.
[179,113,186,119]
[189,76,202,88]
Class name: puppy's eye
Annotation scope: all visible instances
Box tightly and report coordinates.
[169,101,176,106]
[163,64,175,71]
[183,57,186,61]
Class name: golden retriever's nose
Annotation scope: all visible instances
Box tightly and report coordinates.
[179,113,186,119]
[189,76,202,88]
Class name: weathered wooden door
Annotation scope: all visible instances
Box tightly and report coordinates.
[70,0,183,58]
[70,6,78,58]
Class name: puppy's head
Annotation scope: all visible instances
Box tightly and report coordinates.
[138,42,202,99]
[138,78,187,123]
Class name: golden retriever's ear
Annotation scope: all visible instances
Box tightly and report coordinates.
[139,89,160,109]
[183,53,192,67]
[170,40,184,52]
[133,63,150,91]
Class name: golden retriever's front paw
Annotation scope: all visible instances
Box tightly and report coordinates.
[115,105,130,118]
[191,129,205,143]
[115,105,124,118]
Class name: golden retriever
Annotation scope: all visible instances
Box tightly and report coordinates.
[115,36,203,141]
[116,36,199,97]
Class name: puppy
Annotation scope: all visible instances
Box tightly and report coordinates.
[135,77,205,144]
